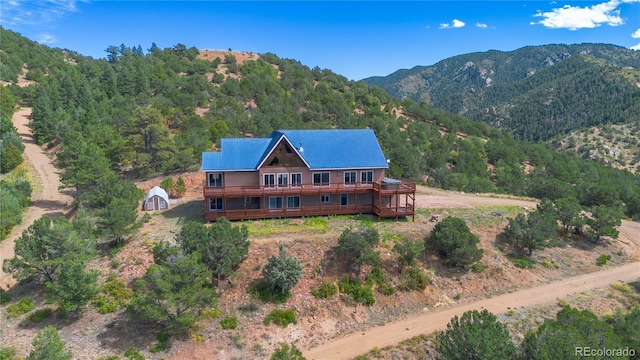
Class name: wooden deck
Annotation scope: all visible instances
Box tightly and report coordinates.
[203,178,416,221]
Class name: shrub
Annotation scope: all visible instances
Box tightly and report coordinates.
[312,281,337,299]
[398,267,431,291]
[149,331,170,353]
[270,343,306,360]
[338,277,375,306]
[7,298,34,318]
[220,316,237,330]
[597,254,611,266]
[471,263,487,273]
[428,217,483,268]
[94,277,134,314]
[507,253,536,269]
[124,348,145,360]
[27,308,53,323]
[0,288,12,305]
[249,281,291,304]
[264,309,297,327]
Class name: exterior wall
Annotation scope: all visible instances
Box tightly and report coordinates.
[144,195,168,211]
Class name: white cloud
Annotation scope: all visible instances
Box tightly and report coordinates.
[631,43,640,50]
[632,29,640,38]
[0,0,86,41]
[440,19,466,29]
[36,33,57,44]
[476,23,488,29]
[532,0,639,30]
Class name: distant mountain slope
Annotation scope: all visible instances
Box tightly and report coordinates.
[364,44,640,142]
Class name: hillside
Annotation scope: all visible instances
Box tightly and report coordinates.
[550,122,640,174]
[364,44,640,142]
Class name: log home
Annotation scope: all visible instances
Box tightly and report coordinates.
[201,129,415,221]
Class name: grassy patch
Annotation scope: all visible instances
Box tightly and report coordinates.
[150,331,170,353]
[7,298,34,318]
[94,276,134,314]
[339,277,375,306]
[27,308,53,323]
[264,308,296,327]
[507,253,536,269]
[220,316,237,330]
[397,267,431,292]
[242,217,328,236]
[434,206,522,226]
[312,280,338,299]
[0,288,12,305]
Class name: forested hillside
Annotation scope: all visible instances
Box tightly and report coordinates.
[1,27,639,221]
[364,44,640,142]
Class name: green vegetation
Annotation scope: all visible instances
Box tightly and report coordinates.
[7,298,34,318]
[0,176,32,240]
[428,217,483,269]
[270,343,306,360]
[312,281,338,299]
[149,332,170,353]
[261,244,303,295]
[220,316,237,330]
[27,326,72,360]
[127,251,217,334]
[336,226,381,275]
[436,309,516,360]
[264,308,297,327]
[397,266,431,292]
[94,276,134,314]
[27,308,53,323]
[175,219,249,285]
[338,277,375,306]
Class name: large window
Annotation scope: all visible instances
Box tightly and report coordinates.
[313,172,330,186]
[277,173,289,187]
[263,173,275,188]
[361,171,374,184]
[269,196,283,209]
[208,173,224,187]
[344,171,357,185]
[286,196,300,208]
[291,173,302,187]
[208,198,223,211]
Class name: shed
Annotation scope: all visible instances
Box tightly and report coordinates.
[143,186,170,211]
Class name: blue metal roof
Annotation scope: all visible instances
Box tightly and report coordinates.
[274,129,389,169]
[202,129,389,171]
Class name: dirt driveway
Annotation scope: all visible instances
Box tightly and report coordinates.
[0,108,73,289]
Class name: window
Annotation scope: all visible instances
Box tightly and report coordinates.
[269,196,283,209]
[340,194,348,206]
[263,173,275,188]
[321,195,330,204]
[291,173,302,187]
[246,197,251,203]
[209,198,223,211]
[344,171,357,185]
[208,173,224,187]
[361,171,374,184]
[313,172,330,186]
[277,173,289,187]
[287,196,300,208]
[159,199,167,209]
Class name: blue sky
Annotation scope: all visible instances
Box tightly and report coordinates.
[2,1,639,80]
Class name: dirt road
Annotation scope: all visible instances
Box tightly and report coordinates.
[304,261,640,360]
[0,108,73,289]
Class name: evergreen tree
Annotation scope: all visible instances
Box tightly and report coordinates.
[262,244,303,295]
[27,326,72,360]
[436,309,516,360]
[428,217,483,268]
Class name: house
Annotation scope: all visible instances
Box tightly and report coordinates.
[143,186,170,211]
[201,129,415,221]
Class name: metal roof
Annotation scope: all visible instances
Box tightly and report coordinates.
[202,129,389,171]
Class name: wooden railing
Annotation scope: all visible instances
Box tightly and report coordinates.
[204,178,416,198]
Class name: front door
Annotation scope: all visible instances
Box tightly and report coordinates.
[340,194,348,206]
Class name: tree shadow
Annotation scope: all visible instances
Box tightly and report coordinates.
[96,312,163,354]
[158,199,204,224]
